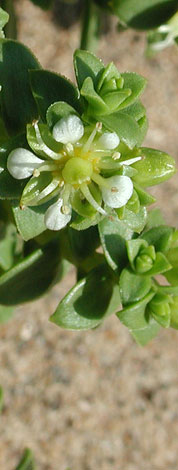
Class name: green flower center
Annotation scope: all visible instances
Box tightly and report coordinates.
[62,157,93,185]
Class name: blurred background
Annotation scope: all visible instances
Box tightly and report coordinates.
[0,1,178,468]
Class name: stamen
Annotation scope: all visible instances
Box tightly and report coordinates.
[61,184,71,207]
[120,156,142,166]
[33,169,40,177]
[34,122,62,161]
[81,183,107,216]
[112,152,121,160]
[66,143,74,156]
[111,187,118,192]
[91,172,111,189]
[96,122,102,132]
[82,122,102,153]
[36,162,60,173]
[61,205,71,215]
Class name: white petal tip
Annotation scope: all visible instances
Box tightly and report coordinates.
[7,148,43,180]
[45,199,71,231]
[102,175,133,208]
[52,115,84,144]
[98,132,120,150]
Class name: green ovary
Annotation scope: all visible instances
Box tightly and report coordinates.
[62,157,93,185]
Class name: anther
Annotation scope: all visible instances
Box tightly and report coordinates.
[112,152,121,160]
[61,205,70,215]
[33,169,40,177]
[66,143,74,155]
[96,122,102,132]
[111,187,118,192]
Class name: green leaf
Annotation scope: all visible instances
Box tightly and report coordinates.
[46,101,79,130]
[0,39,40,134]
[0,7,9,30]
[68,225,100,261]
[131,317,160,346]
[70,210,103,231]
[132,147,176,186]
[98,213,133,272]
[0,223,17,270]
[30,70,81,122]
[126,239,147,268]
[101,111,142,149]
[26,122,62,158]
[145,208,165,229]
[145,252,172,276]
[74,49,104,90]
[0,242,61,305]
[121,100,146,121]
[21,172,60,207]
[170,296,178,329]
[15,448,36,470]
[0,304,14,323]
[119,72,147,109]
[114,0,178,30]
[119,206,147,233]
[30,0,53,9]
[51,264,120,330]
[117,289,155,330]
[12,201,52,241]
[141,226,173,252]
[165,267,178,286]
[119,268,152,305]
[134,183,156,206]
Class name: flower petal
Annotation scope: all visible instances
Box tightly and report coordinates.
[97,132,120,150]
[102,175,133,208]
[7,148,43,179]
[44,199,71,231]
[52,115,84,144]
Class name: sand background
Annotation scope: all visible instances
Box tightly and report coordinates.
[0,1,178,468]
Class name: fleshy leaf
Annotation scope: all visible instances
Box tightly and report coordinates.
[0,242,61,305]
[132,147,176,186]
[30,0,52,9]
[46,101,79,130]
[120,268,152,305]
[141,226,173,252]
[0,39,40,134]
[101,112,142,149]
[131,317,160,346]
[12,201,52,241]
[99,213,133,272]
[50,265,120,330]
[0,7,9,30]
[117,289,155,330]
[74,49,104,90]
[119,72,147,109]
[113,0,178,30]
[0,223,17,271]
[30,69,81,121]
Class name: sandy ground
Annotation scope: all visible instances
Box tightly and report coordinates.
[1,1,178,469]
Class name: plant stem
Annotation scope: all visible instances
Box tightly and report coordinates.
[80,0,101,52]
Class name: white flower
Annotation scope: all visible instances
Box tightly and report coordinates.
[52,115,84,144]
[45,199,72,231]
[101,175,133,208]
[7,148,43,179]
